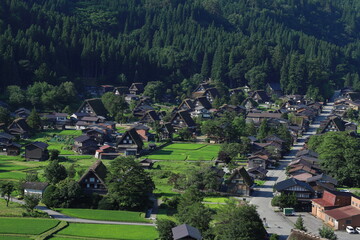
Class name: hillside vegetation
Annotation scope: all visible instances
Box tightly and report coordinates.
[1,0,360,99]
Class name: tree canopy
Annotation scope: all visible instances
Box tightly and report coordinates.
[1,0,360,99]
[308,132,360,187]
[106,156,155,210]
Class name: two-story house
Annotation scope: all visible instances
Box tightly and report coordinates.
[78,160,108,195]
[73,135,98,154]
[116,128,144,156]
[25,142,49,161]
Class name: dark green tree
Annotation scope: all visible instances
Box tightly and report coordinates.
[156,219,177,240]
[214,200,267,240]
[143,81,165,102]
[0,181,15,207]
[23,194,40,212]
[294,215,307,232]
[319,225,337,240]
[44,160,68,184]
[26,109,41,131]
[106,157,155,210]
[0,107,11,125]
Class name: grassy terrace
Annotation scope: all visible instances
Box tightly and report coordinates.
[0,217,59,235]
[56,208,149,223]
[144,143,220,161]
[55,223,158,240]
[0,199,27,217]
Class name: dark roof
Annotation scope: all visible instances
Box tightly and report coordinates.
[129,82,144,92]
[251,90,270,102]
[179,99,195,110]
[241,97,257,107]
[7,142,21,148]
[275,178,314,192]
[172,224,202,240]
[306,174,338,186]
[74,135,92,143]
[267,82,282,91]
[296,149,318,158]
[23,182,49,190]
[248,166,268,175]
[26,141,48,150]
[206,87,220,98]
[287,229,324,240]
[113,86,129,95]
[172,110,196,128]
[229,167,254,187]
[142,110,160,121]
[210,166,225,178]
[9,118,32,132]
[346,92,360,101]
[0,132,15,140]
[82,116,101,122]
[325,205,360,220]
[194,97,212,109]
[77,98,108,117]
[246,112,283,119]
[263,135,285,143]
[162,123,174,133]
[78,160,108,185]
[133,124,150,130]
[117,128,144,148]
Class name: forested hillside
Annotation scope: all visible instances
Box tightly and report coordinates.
[1,0,360,100]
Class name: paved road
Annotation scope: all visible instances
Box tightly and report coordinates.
[5,197,155,226]
[36,206,156,226]
[250,97,337,240]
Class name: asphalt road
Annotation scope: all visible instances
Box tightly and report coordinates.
[249,99,342,240]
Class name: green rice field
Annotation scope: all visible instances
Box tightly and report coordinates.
[56,208,149,223]
[56,223,158,240]
[144,143,220,161]
[0,218,59,235]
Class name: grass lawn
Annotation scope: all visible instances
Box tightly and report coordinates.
[56,208,149,223]
[156,208,177,222]
[144,143,220,161]
[0,217,59,235]
[203,196,229,203]
[0,153,97,181]
[204,203,223,210]
[150,161,207,197]
[0,199,27,217]
[57,223,158,240]
[255,180,266,186]
[0,236,32,240]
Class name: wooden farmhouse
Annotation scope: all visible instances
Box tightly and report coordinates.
[116,128,144,156]
[78,160,108,194]
[25,142,49,161]
[77,98,108,117]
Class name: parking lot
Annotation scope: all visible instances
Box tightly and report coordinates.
[284,212,360,240]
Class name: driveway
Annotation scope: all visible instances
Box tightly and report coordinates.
[250,96,340,240]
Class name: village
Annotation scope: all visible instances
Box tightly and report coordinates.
[0,81,360,240]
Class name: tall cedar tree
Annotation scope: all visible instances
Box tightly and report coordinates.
[214,200,267,240]
[26,109,41,131]
[106,157,155,210]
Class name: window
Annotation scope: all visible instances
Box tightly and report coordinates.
[90,178,95,182]
[129,140,132,144]
[86,184,90,188]
[346,220,352,225]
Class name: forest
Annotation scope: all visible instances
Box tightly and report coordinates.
[1,0,360,100]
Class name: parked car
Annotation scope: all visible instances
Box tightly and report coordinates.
[346,226,355,234]
[356,227,360,234]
